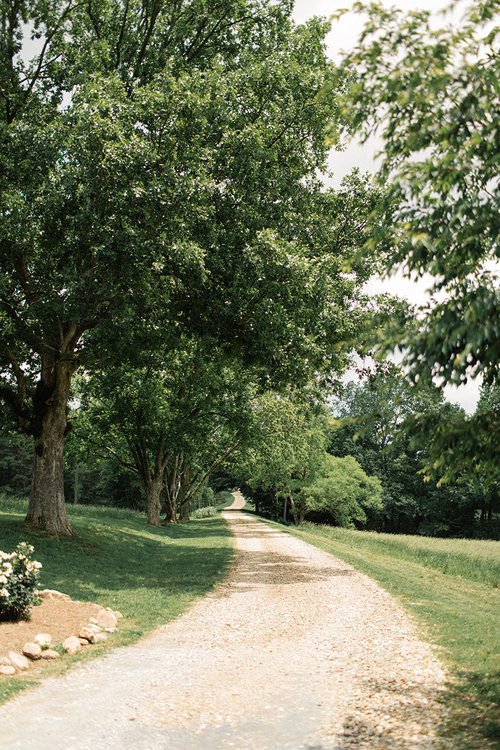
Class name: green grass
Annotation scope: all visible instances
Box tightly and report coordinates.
[296,524,500,587]
[264,519,500,747]
[0,498,233,704]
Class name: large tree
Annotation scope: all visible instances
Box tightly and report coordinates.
[333,0,500,480]
[73,339,256,525]
[1,0,378,534]
[233,392,328,522]
[303,453,382,528]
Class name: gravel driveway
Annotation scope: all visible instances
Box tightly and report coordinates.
[0,497,450,749]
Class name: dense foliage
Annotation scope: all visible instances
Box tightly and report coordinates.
[328,368,496,538]
[0,0,496,538]
[0,0,380,534]
[233,393,383,527]
[334,0,500,482]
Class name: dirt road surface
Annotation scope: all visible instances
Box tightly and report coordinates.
[0,496,450,749]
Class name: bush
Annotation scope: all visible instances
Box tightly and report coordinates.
[199,486,215,507]
[191,506,218,518]
[0,542,42,621]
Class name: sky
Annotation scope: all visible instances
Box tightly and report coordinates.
[292,0,484,413]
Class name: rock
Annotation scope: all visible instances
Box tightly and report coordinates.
[34,633,52,649]
[37,589,71,601]
[86,623,102,633]
[104,627,116,633]
[0,656,12,666]
[22,642,42,660]
[41,649,60,660]
[79,626,96,643]
[113,611,123,620]
[89,617,98,625]
[96,609,117,629]
[61,636,81,655]
[0,665,16,676]
[78,638,90,646]
[8,652,30,671]
[94,632,108,643]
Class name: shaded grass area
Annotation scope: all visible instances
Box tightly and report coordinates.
[265,519,500,747]
[0,500,233,704]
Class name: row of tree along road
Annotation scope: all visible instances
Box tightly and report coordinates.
[0,0,498,536]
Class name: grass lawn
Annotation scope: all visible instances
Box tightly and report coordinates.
[263,519,500,747]
[0,497,233,704]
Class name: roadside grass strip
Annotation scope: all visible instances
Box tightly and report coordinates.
[0,499,233,704]
[264,519,500,747]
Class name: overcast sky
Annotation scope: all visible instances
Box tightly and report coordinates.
[292,0,484,413]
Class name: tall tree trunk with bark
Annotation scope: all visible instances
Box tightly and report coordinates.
[289,494,299,525]
[164,491,178,524]
[145,473,163,526]
[178,466,191,521]
[164,454,182,523]
[25,355,75,536]
[128,433,168,527]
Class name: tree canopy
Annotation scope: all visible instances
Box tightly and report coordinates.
[1,0,381,534]
[333,0,500,483]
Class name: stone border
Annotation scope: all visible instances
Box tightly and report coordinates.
[0,590,122,676]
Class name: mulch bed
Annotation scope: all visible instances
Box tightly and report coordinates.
[0,598,102,671]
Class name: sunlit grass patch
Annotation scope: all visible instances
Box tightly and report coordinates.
[267,519,500,747]
[298,523,499,587]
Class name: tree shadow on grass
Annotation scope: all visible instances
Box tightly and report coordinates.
[439,669,500,747]
[0,513,233,608]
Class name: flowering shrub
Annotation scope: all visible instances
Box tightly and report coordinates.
[191,506,218,519]
[0,543,42,621]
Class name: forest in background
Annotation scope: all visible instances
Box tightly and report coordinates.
[1,372,498,539]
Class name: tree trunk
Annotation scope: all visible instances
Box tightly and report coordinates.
[178,466,191,521]
[145,474,163,526]
[164,454,182,523]
[299,494,306,524]
[164,491,178,524]
[289,494,299,525]
[25,360,75,536]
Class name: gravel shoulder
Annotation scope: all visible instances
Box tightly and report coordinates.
[0,501,451,749]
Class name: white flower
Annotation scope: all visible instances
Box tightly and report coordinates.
[33,561,42,569]
[0,574,7,584]
[0,588,9,598]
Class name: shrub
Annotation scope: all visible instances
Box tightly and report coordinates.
[191,506,218,519]
[0,542,42,621]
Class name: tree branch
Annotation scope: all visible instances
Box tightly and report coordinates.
[183,440,239,504]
